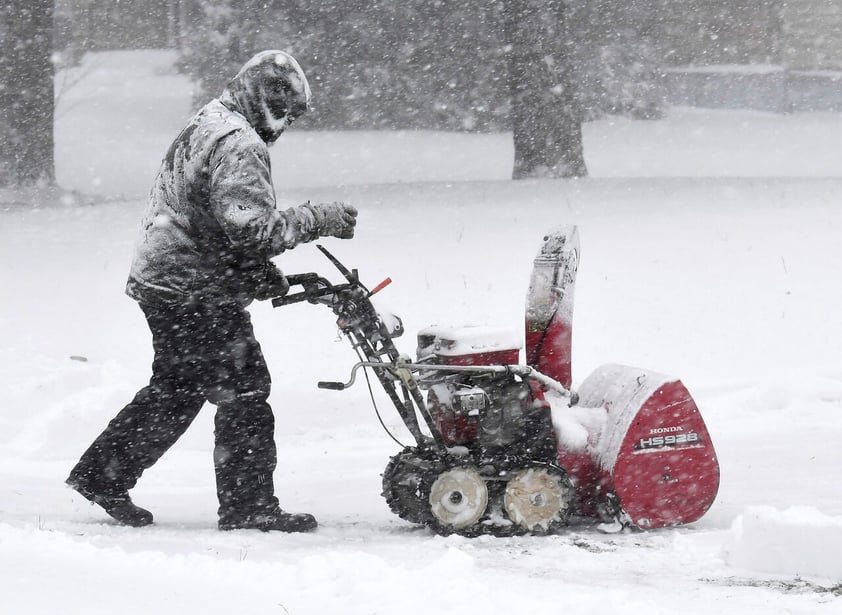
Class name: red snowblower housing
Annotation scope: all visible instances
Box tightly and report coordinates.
[522,226,719,529]
[275,229,719,535]
[413,227,719,530]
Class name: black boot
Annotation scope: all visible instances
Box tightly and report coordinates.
[67,478,154,528]
[219,507,317,533]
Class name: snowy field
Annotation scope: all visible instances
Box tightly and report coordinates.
[2,50,842,613]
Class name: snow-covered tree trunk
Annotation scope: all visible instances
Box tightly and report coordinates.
[0,0,55,188]
[503,0,587,179]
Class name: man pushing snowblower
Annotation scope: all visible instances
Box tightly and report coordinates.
[66,50,356,532]
[270,229,719,537]
[66,49,719,537]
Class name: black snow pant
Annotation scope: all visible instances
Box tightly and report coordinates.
[67,300,280,523]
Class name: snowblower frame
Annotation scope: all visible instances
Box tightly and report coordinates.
[272,247,448,453]
[273,236,720,537]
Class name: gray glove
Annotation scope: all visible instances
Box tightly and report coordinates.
[253,262,290,301]
[311,201,358,239]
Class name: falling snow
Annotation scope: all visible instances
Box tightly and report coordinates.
[1,50,841,614]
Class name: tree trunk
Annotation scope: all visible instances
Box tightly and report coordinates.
[0,0,55,188]
[502,0,587,179]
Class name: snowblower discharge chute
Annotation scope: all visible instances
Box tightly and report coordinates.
[272,227,720,536]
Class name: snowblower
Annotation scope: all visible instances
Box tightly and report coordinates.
[272,227,720,536]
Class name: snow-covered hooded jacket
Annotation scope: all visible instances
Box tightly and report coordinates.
[126,50,316,306]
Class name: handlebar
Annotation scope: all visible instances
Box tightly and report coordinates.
[268,244,445,450]
[270,245,392,309]
[285,273,321,287]
[317,380,346,390]
[270,273,351,308]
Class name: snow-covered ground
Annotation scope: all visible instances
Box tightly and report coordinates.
[2,50,842,613]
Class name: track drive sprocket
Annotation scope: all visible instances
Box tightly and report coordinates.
[381,447,442,526]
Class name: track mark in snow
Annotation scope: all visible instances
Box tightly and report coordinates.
[704,576,842,598]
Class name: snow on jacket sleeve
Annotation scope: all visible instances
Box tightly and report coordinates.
[209,131,319,260]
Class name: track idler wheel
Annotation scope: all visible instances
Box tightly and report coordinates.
[381,447,440,526]
[503,466,574,534]
[428,467,488,533]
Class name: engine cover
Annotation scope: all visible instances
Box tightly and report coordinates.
[416,325,521,366]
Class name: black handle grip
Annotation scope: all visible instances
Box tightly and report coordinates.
[271,273,327,307]
[318,381,346,390]
[285,273,321,286]
[271,292,310,308]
